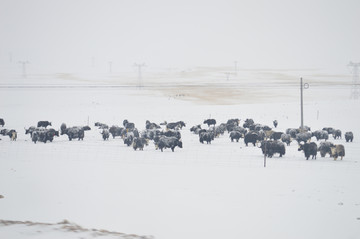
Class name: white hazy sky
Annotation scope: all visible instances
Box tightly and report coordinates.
[0,0,359,72]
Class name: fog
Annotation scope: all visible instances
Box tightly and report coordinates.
[0,0,360,74]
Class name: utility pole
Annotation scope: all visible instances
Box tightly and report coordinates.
[234,61,238,75]
[134,63,146,88]
[300,77,309,132]
[18,61,29,78]
[91,57,95,68]
[348,61,360,99]
[225,72,231,81]
[108,61,113,73]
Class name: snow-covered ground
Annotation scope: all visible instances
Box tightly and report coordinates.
[1,69,360,239]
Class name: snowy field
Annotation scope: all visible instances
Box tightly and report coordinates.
[1,69,360,239]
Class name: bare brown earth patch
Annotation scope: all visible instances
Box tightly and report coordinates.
[0,219,153,239]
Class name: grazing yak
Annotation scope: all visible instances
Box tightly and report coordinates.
[123,120,135,132]
[0,118,4,127]
[109,125,124,138]
[254,124,272,131]
[330,144,345,160]
[345,132,354,142]
[25,126,37,136]
[164,129,181,139]
[0,129,17,141]
[123,132,135,146]
[298,142,317,160]
[215,123,227,136]
[243,118,254,128]
[145,120,161,130]
[132,137,148,151]
[199,131,214,144]
[286,128,300,138]
[270,131,283,141]
[190,125,202,134]
[226,118,240,132]
[281,134,292,146]
[312,130,329,141]
[318,141,335,157]
[322,127,335,135]
[30,128,59,143]
[332,129,342,139]
[156,136,183,152]
[166,121,186,130]
[203,119,216,127]
[260,140,286,158]
[25,126,59,143]
[66,127,85,141]
[295,132,312,144]
[37,121,52,128]
[141,129,162,140]
[101,129,110,140]
[61,124,85,141]
[244,132,259,146]
[229,131,242,142]
[95,122,108,129]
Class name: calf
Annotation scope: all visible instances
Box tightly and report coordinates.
[298,142,317,160]
[330,144,345,160]
[10,130,17,141]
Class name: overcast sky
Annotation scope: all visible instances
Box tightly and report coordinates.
[0,0,359,72]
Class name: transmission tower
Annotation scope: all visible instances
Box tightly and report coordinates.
[348,61,360,99]
[134,63,146,88]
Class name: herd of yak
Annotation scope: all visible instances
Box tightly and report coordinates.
[0,117,353,160]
